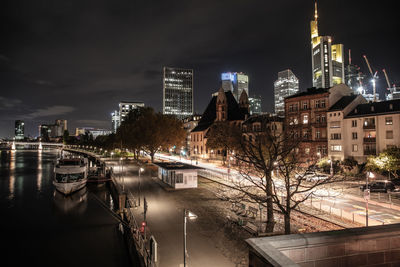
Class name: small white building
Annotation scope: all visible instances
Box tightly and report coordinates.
[155,162,201,189]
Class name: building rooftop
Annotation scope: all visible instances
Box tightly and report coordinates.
[346,99,400,118]
[243,114,284,124]
[328,95,358,111]
[192,90,248,132]
[154,162,202,170]
[285,87,329,100]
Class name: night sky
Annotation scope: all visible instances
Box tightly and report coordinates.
[1,0,399,138]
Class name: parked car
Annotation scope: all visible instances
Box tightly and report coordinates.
[360,180,397,193]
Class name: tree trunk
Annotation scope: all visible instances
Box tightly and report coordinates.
[284,212,291,235]
[150,152,155,163]
[265,178,275,232]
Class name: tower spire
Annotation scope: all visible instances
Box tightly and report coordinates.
[314,1,318,21]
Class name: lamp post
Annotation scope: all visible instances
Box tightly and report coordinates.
[183,209,197,267]
[194,148,198,165]
[120,157,124,192]
[365,171,374,226]
[328,158,333,176]
[138,167,144,206]
[317,152,321,161]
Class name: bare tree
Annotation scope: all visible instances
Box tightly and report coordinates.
[211,116,343,234]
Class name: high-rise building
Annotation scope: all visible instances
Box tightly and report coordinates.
[14,120,24,140]
[39,119,67,140]
[274,69,299,115]
[310,2,344,89]
[221,72,249,101]
[163,67,193,120]
[249,96,262,115]
[111,101,144,133]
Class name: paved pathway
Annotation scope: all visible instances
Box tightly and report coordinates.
[108,161,246,267]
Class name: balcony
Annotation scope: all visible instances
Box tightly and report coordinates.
[364,150,376,155]
[363,124,375,130]
[363,137,376,143]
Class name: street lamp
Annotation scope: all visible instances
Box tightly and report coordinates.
[194,148,198,165]
[317,152,321,161]
[183,209,197,267]
[365,171,374,226]
[138,167,144,206]
[120,157,124,192]
[328,158,333,176]
[111,152,114,159]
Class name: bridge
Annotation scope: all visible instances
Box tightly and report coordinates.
[0,141,64,150]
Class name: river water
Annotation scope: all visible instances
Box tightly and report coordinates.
[0,149,132,267]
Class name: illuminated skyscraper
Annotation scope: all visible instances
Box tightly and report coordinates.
[274,69,299,115]
[15,120,24,140]
[221,72,249,101]
[163,67,193,120]
[310,2,344,88]
[249,96,262,115]
[111,101,144,133]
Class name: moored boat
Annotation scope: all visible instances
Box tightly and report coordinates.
[53,157,88,195]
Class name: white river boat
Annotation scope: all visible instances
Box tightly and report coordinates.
[53,157,88,195]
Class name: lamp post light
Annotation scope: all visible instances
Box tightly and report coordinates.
[328,158,333,176]
[120,157,124,192]
[111,151,114,159]
[273,161,278,178]
[183,209,197,267]
[317,152,321,161]
[138,167,144,206]
[365,171,374,226]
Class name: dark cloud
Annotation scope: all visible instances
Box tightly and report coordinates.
[0,0,399,138]
[21,105,75,120]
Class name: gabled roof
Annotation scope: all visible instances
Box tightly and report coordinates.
[328,95,358,111]
[191,90,248,132]
[346,99,400,118]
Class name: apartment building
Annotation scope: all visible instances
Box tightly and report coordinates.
[327,95,367,161]
[329,99,400,163]
[284,84,353,162]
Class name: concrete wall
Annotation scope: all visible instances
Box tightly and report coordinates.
[247,224,400,267]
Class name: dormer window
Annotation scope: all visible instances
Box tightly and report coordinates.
[390,104,393,110]
[371,106,374,112]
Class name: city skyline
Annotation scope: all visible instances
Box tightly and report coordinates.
[1,1,399,137]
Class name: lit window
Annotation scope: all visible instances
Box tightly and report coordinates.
[303,115,309,124]
[352,144,358,152]
[331,145,342,152]
[386,117,393,125]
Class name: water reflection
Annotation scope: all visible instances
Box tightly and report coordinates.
[53,188,88,215]
[9,150,15,199]
[37,150,42,192]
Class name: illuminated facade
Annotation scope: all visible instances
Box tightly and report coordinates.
[15,120,24,140]
[249,96,262,115]
[163,67,193,120]
[311,3,344,88]
[111,101,144,133]
[221,72,249,101]
[39,119,67,140]
[274,69,299,115]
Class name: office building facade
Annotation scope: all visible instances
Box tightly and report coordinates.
[310,3,344,89]
[249,96,262,115]
[163,67,193,120]
[39,119,67,140]
[111,101,144,133]
[221,72,249,101]
[274,69,299,115]
[15,120,24,140]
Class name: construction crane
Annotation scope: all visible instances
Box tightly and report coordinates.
[363,55,378,102]
[383,69,397,100]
